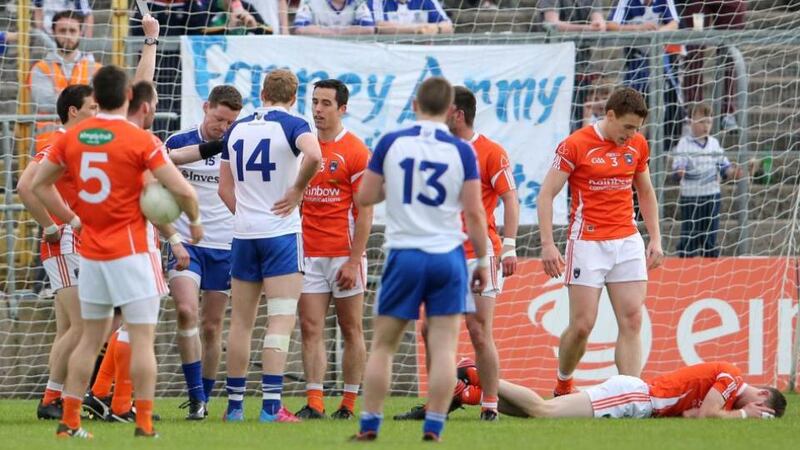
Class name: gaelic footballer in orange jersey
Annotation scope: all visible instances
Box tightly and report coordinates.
[538,87,663,396]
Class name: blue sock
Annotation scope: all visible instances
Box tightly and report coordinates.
[359,411,383,435]
[225,377,246,413]
[423,411,446,438]
[261,374,283,415]
[182,361,206,402]
[203,377,216,401]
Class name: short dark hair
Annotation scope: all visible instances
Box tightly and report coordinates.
[208,85,244,111]
[313,79,349,107]
[453,86,476,127]
[760,386,787,418]
[56,84,93,124]
[92,65,129,111]
[128,81,157,115]
[416,77,453,116]
[605,87,648,119]
[51,10,84,30]
[689,102,712,119]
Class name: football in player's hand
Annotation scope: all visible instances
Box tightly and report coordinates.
[140,182,181,225]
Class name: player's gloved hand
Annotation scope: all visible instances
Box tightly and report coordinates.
[142,14,160,39]
[500,239,517,277]
[43,224,62,244]
[741,402,775,420]
[645,240,664,270]
[272,186,303,217]
[336,259,360,291]
[541,242,565,278]
[171,242,190,271]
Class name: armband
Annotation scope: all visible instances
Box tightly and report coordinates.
[198,140,224,159]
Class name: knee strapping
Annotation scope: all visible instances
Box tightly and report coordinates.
[178,327,199,337]
[267,297,298,316]
[263,334,291,352]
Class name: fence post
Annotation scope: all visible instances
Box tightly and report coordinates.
[726,46,752,256]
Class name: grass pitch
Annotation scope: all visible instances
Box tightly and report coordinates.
[0,395,797,450]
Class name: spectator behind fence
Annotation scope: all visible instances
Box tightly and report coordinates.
[293,0,376,35]
[247,0,291,34]
[130,0,261,35]
[0,31,18,56]
[607,0,683,149]
[33,0,94,39]
[190,0,283,34]
[582,77,613,126]
[677,0,747,131]
[369,0,453,35]
[539,0,606,131]
[672,103,743,258]
[28,10,101,152]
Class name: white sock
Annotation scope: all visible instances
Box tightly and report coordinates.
[306,383,324,392]
[343,384,360,394]
[46,380,64,392]
[557,370,573,381]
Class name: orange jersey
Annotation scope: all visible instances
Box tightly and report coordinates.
[46,113,168,261]
[301,130,370,257]
[647,362,745,417]
[463,134,515,259]
[35,128,82,259]
[554,124,649,241]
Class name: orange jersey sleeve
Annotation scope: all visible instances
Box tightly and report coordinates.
[302,131,371,257]
[648,362,745,417]
[464,134,516,259]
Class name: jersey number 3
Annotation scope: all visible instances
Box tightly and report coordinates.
[78,152,111,204]
[233,138,275,182]
[399,157,448,207]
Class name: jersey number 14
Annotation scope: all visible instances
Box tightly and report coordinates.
[232,138,275,182]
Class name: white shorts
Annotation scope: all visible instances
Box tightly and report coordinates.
[564,234,648,288]
[43,253,80,292]
[302,256,367,299]
[78,252,166,324]
[465,257,503,313]
[584,375,653,419]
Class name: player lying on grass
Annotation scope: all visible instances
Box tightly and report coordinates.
[455,361,786,419]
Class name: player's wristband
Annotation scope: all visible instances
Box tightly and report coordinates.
[189,216,202,226]
[167,233,182,246]
[43,224,59,236]
[501,248,517,260]
[198,140,224,159]
[68,215,81,229]
[477,255,491,269]
[503,237,516,247]
[740,409,747,419]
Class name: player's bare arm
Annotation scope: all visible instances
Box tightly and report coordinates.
[133,14,159,84]
[355,170,385,207]
[151,163,203,243]
[272,133,322,217]
[499,189,519,277]
[537,168,569,278]
[632,168,664,270]
[218,161,236,214]
[30,160,81,233]
[17,159,62,243]
[693,389,775,419]
[152,220,190,270]
[337,203,373,290]
[462,179,489,293]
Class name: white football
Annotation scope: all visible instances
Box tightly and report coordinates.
[140,183,181,225]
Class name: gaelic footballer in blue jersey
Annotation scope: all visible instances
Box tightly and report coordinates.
[218,69,322,424]
[352,77,489,442]
[163,85,243,420]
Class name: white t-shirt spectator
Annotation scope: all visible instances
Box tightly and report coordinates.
[34,0,92,33]
[294,0,375,28]
[672,135,731,197]
[369,0,451,25]
[247,0,285,34]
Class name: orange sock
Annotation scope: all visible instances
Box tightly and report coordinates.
[134,399,153,434]
[92,331,118,398]
[340,385,359,412]
[42,384,62,405]
[61,395,82,430]
[481,394,499,411]
[111,337,132,415]
[306,386,324,412]
[554,378,574,396]
[461,385,483,406]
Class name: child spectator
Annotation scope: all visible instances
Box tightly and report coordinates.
[672,103,743,257]
[582,78,613,126]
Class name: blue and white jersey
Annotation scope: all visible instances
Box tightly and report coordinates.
[294,0,375,28]
[672,135,731,197]
[609,0,678,26]
[165,126,234,250]
[368,120,479,253]
[369,0,451,24]
[221,106,314,240]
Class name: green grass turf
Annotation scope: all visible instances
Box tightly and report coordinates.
[0,395,797,450]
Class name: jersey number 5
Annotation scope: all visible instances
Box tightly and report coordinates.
[232,138,275,182]
[78,152,110,204]
[399,157,448,207]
